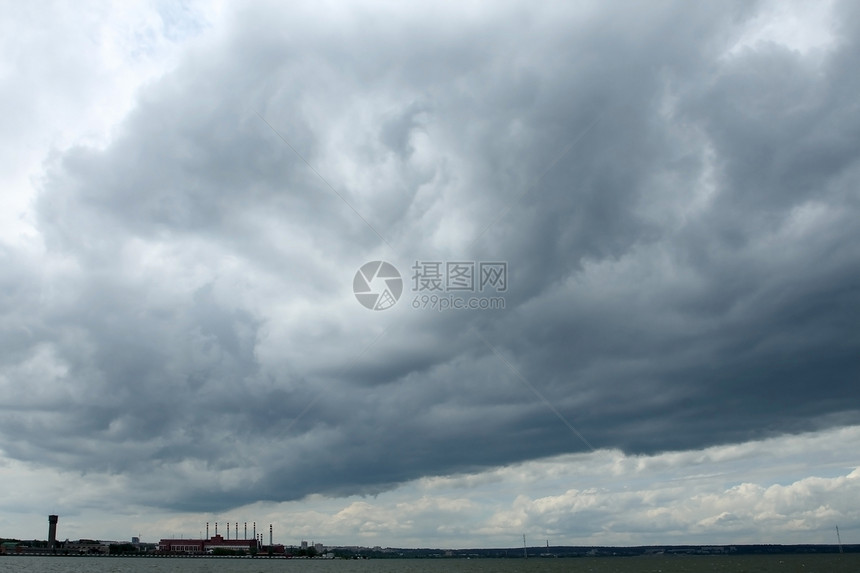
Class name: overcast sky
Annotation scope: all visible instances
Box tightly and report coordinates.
[1,0,859,549]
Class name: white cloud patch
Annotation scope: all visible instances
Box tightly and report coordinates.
[5,426,858,546]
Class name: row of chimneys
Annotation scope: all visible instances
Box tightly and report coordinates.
[205,521,274,545]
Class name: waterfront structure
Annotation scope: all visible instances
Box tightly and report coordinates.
[1,541,21,554]
[158,534,257,554]
[48,515,58,550]
[64,540,109,554]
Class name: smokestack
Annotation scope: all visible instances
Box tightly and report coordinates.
[227,522,230,540]
[48,515,58,550]
[206,522,209,539]
[215,522,218,536]
[244,522,247,540]
[235,522,238,540]
[253,522,256,543]
[269,524,272,546]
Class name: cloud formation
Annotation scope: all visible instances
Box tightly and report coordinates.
[0,0,858,545]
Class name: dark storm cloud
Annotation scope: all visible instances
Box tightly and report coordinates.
[2,0,859,512]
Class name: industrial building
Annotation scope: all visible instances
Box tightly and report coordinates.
[158,534,258,554]
[158,521,287,554]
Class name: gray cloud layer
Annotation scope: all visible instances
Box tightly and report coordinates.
[2,0,859,513]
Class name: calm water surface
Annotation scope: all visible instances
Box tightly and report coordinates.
[2,555,858,573]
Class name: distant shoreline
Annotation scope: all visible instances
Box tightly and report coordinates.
[4,544,859,559]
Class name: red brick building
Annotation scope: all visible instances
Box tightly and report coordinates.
[158,534,258,554]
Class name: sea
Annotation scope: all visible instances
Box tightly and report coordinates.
[1,555,858,573]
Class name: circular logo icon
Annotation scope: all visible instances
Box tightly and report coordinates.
[353,261,403,310]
